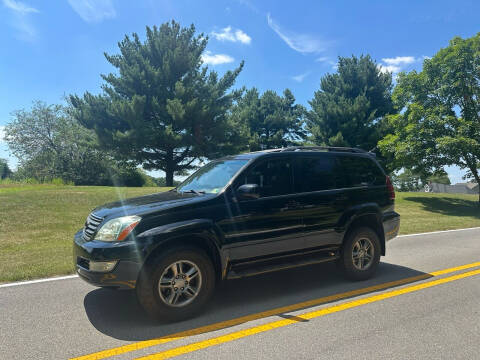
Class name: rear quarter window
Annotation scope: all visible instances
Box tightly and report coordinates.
[336,155,385,187]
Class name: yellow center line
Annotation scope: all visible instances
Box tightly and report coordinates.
[135,267,480,360]
[70,261,480,360]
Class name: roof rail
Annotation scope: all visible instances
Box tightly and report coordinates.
[278,146,368,154]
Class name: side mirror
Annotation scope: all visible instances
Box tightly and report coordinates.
[236,184,260,200]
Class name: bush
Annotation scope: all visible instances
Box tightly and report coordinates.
[50,178,74,186]
[0,158,12,179]
[153,177,181,187]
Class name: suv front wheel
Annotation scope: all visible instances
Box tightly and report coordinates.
[136,247,215,322]
[339,227,381,281]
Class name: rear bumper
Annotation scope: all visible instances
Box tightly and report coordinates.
[73,231,142,289]
[383,211,400,241]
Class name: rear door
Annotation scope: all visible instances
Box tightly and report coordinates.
[293,153,348,248]
[220,156,304,260]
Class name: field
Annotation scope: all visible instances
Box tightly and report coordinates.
[1,185,479,283]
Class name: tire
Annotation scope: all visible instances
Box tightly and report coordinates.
[136,246,216,322]
[338,227,381,281]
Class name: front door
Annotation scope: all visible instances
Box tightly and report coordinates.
[219,156,304,261]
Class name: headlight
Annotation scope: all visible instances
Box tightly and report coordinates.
[94,215,141,242]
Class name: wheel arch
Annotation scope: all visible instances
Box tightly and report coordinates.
[137,219,225,282]
[342,212,385,256]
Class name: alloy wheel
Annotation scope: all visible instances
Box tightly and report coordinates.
[351,237,374,270]
[158,260,202,307]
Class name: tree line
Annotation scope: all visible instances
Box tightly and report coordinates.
[3,22,479,200]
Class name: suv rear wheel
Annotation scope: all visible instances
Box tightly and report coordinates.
[339,227,381,281]
[136,247,215,322]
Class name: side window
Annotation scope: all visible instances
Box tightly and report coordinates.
[295,156,337,192]
[337,156,384,187]
[240,158,292,197]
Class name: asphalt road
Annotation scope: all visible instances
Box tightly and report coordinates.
[1,228,479,360]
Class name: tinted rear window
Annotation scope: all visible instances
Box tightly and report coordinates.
[295,156,339,192]
[337,155,385,187]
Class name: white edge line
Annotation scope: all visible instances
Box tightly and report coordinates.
[0,274,78,288]
[397,226,480,238]
[1,227,479,288]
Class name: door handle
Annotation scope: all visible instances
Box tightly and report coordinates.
[286,200,301,209]
[281,200,301,211]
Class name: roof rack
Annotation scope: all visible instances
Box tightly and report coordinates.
[278,146,368,154]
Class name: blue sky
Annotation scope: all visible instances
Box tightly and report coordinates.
[1,0,479,183]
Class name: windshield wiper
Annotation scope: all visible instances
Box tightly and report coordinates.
[181,189,205,195]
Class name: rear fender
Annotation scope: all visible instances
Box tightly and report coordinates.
[338,203,385,255]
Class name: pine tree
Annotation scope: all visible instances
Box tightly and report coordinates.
[230,88,306,150]
[70,22,246,186]
[307,55,394,151]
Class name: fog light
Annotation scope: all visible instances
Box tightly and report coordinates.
[89,260,118,273]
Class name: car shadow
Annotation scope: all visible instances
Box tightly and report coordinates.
[403,196,480,218]
[83,261,430,341]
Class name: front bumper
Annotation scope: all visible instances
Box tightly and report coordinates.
[383,211,400,241]
[73,231,143,289]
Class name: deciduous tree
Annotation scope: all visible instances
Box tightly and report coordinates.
[4,101,142,185]
[379,34,480,201]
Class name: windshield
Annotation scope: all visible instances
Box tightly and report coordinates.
[176,159,249,194]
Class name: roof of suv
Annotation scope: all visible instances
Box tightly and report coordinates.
[228,146,375,160]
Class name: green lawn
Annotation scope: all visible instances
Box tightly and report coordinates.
[395,192,480,234]
[0,185,479,283]
[0,185,168,283]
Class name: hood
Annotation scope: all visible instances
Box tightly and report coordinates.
[91,190,211,219]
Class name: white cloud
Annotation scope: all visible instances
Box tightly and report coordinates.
[382,56,416,66]
[3,0,37,13]
[379,56,416,74]
[234,29,251,44]
[315,56,330,63]
[68,0,116,23]
[2,0,39,41]
[236,0,260,14]
[211,26,251,44]
[267,13,329,54]
[0,126,5,143]
[292,72,310,83]
[201,51,234,65]
[316,56,338,70]
[379,64,400,74]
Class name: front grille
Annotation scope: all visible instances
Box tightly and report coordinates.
[82,213,103,241]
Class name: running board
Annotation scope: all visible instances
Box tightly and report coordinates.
[227,250,339,280]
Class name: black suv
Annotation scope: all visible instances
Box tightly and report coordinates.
[74,147,400,321]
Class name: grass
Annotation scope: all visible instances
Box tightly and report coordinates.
[0,185,169,283]
[395,192,480,234]
[0,186,478,283]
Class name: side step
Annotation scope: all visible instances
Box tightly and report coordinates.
[226,250,339,280]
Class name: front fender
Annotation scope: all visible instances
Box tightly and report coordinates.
[135,219,226,277]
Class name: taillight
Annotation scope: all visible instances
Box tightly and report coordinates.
[386,176,395,200]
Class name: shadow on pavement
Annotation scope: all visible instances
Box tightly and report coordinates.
[84,261,430,341]
[403,196,480,218]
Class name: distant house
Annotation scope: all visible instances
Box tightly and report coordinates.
[426,182,479,194]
